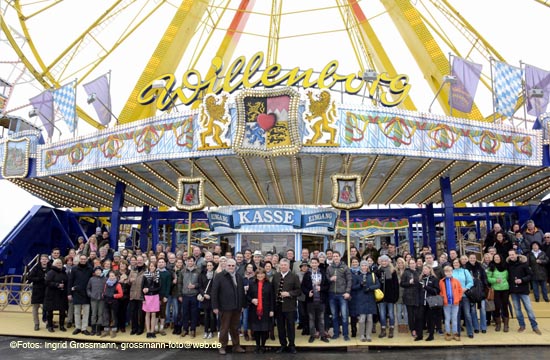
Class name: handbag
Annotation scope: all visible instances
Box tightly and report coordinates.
[197,278,211,302]
[486,287,494,301]
[426,295,444,308]
[372,273,384,302]
[485,299,496,312]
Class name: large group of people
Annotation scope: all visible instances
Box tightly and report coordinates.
[27,220,549,354]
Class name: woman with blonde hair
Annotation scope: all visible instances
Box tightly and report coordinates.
[416,265,440,341]
[395,257,408,333]
[376,255,399,338]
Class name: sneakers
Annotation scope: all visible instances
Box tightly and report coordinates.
[203,332,208,339]
[207,332,213,339]
[534,328,542,335]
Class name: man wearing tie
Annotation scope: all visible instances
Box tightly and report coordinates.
[272,258,302,354]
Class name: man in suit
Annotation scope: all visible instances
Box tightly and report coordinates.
[272,258,302,354]
[211,258,247,355]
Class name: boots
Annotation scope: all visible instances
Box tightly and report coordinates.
[503,317,509,333]
[351,316,358,337]
[388,327,394,339]
[495,317,502,332]
[378,327,387,338]
[244,330,250,341]
[90,324,97,336]
[269,328,275,341]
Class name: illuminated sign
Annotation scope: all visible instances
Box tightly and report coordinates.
[208,208,338,231]
[139,51,410,110]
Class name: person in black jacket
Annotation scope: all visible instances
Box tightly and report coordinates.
[400,258,422,338]
[302,257,330,343]
[142,262,160,338]
[247,268,275,353]
[465,253,489,333]
[416,265,440,341]
[506,250,542,334]
[68,254,93,335]
[272,258,302,354]
[376,255,399,338]
[198,261,216,339]
[211,258,247,355]
[44,259,69,332]
[28,254,50,331]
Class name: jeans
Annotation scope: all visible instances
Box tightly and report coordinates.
[378,302,395,327]
[458,295,474,336]
[470,299,487,331]
[443,304,459,334]
[240,308,249,332]
[510,293,538,329]
[307,301,326,335]
[531,280,549,301]
[329,293,349,337]
[181,295,199,331]
[396,303,408,325]
[166,296,179,324]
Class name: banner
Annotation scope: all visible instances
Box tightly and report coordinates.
[52,81,77,133]
[525,64,550,117]
[29,90,55,138]
[493,61,523,117]
[83,73,112,126]
[450,57,482,113]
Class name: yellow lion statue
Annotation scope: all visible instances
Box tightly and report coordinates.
[304,90,337,145]
[199,93,229,149]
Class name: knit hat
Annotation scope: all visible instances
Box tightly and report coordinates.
[93,266,103,273]
[531,241,541,250]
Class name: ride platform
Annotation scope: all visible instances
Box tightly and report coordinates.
[1,297,549,350]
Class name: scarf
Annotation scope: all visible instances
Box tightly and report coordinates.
[144,269,160,283]
[381,265,393,280]
[532,249,542,258]
[257,280,264,319]
[106,278,117,287]
[445,277,454,305]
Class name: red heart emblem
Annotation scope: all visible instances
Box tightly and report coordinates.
[257,113,276,131]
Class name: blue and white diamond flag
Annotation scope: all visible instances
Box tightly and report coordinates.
[494,61,523,117]
[52,80,77,133]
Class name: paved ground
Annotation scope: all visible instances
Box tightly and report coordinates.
[0,335,546,360]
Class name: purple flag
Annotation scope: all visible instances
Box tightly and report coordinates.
[29,90,55,138]
[450,57,482,113]
[83,74,112,126]
[525,64,550,117]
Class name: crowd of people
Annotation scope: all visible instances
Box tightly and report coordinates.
[27,220,550,354]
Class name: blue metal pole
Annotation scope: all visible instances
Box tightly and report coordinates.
[171,221,177,253]
[110,181,126,250]
[440,177,456,251]
[426,203,437,255]
[140,206,150,252]
[151,208,159,252]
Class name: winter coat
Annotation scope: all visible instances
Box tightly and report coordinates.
[302,269,330,304]
[494,239,513,260]
[44,267,68,311]
[68,263,93,305]
[129,265,146,301]
[247,279,275,332]
[439,277,464,306]
[506,254,532,295]
[28,264,50,304]
[400,268,422,306]
[486,266,509,291]
[419,274,440,306]
[528,250,549,281]
[87,275,106,301]
[326,262,352,294]
[523,228,545,247]
[102,281,123,304]
[271,271,302,312]
[158,269,172,299]
[350,271,379,316]
[452,267,473,292]
[198,271,215,309]
[376,266,400,303]
[211,270,246,312]
[177,266,200,297]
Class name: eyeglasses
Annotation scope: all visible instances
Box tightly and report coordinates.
[226,265,235,267]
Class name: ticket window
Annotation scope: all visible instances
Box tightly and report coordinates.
[240,234,294,256]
